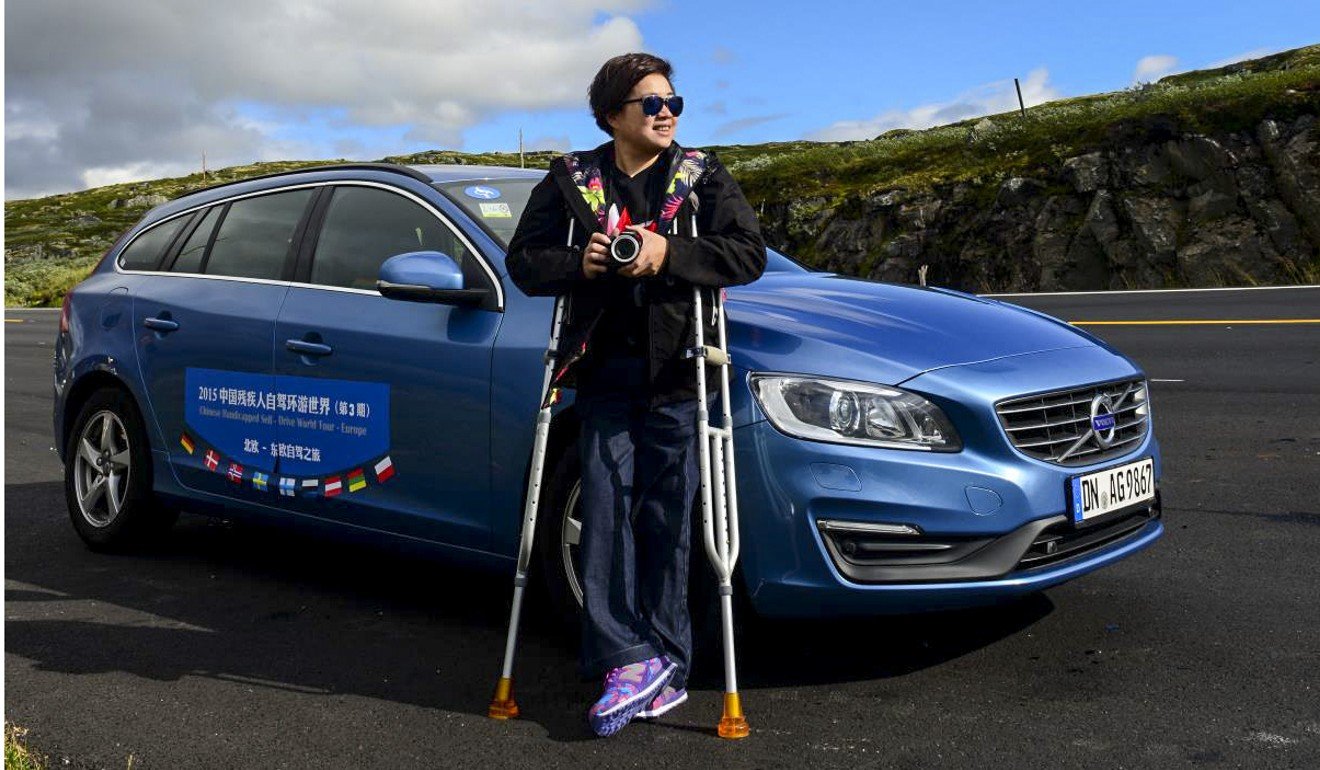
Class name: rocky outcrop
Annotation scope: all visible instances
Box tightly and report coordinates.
[108,194,169,209]
[759,115,1320,291]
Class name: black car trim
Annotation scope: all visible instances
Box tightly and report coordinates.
[196,201,232,275]
[817,490,1162,584]
[155,210,200,271]
[159,209,203,272]
[288,187,330,283]
[292,187,334,284]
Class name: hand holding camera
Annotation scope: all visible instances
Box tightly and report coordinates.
[582,227,666,280]
[582,232,611,279]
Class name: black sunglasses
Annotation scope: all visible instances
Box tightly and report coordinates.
[620,94,684,117]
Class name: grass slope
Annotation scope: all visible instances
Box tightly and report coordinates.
[5,44,1319,306]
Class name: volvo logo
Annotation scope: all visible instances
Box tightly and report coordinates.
[1090,394,1117,448]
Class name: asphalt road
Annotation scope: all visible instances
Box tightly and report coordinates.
[6,287,1320,769]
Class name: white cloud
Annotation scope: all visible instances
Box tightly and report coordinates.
[807,68,1060,142]
[81,162,200,192]
[1208,47,1277,68]
[4,1,650,199]
[1133,54,1179,84]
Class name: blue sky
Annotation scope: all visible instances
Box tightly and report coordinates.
[5,0,1317,198]
[421,0,1320,154]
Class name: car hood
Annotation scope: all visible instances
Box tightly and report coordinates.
[725,272,1097,385]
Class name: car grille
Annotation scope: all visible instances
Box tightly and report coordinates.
[996,378,1149,467]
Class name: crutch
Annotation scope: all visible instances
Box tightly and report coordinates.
[488,220,574,720]
[688,218,751,740]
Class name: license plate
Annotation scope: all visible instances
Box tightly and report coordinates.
[1068,457,1155,523]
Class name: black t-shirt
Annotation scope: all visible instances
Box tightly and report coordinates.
[588,154,667,363]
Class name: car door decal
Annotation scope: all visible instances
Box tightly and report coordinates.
[184,367,396,499]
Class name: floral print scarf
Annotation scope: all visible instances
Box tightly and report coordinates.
[562,145,708,234]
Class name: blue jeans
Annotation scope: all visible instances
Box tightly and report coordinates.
[576,358,712,690]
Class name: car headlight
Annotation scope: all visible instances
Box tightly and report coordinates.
[750,374,962,451]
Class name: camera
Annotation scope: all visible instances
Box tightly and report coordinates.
[607,231,642,269]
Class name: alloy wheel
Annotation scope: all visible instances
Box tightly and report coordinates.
[72,410,132,528]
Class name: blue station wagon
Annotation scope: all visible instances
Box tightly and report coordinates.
[54,162,1163,619]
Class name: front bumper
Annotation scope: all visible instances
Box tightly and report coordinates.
[733,407,1164,618]
[815,492,1160,584]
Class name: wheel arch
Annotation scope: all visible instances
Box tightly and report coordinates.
[60,370,146,460]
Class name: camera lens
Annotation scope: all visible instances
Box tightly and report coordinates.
[609,232,641,265]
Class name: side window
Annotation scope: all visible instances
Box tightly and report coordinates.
[118,217,186,271]
[204,189,314,280]
[310,186,474,291]
[170,206,219,274]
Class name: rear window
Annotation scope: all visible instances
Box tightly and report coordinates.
[204,189,314,280]
[170,206,219,273]
[118,217,187,271]
[434,180,538,248]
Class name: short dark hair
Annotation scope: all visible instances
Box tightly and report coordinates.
[589,53,674,135]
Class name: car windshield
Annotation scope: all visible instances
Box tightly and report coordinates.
[436,177,811,274]
[434,179,539,248]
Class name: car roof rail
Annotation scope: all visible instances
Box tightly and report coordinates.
[184,162,434,196]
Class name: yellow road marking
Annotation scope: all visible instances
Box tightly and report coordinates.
[1070,319,1320,325]
[4,319,26,323]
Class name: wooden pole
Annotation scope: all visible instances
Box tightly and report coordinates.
[1014,78,1027,118]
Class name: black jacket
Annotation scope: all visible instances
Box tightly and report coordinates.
[506,141,766,405]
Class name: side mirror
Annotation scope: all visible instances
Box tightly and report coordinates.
[376,251,488,306]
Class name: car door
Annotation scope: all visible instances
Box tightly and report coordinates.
[270,182,501,550]
[132,186,316,499]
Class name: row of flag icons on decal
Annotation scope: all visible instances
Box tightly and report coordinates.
[179,431,395,496]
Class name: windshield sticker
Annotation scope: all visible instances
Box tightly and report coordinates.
[479,202,512,218]
[463,185,501,200]
[184,368,396,495]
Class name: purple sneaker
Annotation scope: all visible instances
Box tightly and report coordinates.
[587,656,676,737]
[636,685,688,719]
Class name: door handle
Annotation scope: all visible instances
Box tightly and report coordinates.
[285,339,333,357]
[143,316,179,333]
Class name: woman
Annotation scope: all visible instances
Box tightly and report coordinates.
[506,52,765,737]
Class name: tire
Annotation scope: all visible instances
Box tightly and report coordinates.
[64,387,177,551]
[534,441,732,651]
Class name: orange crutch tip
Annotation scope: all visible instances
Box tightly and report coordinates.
[717,715,751,739]
[717,692,750,739]
[488,677,520,720]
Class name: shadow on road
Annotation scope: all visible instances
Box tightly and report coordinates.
[6,479,1052,743]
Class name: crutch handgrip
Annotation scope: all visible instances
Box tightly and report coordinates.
[682,345,730,367]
